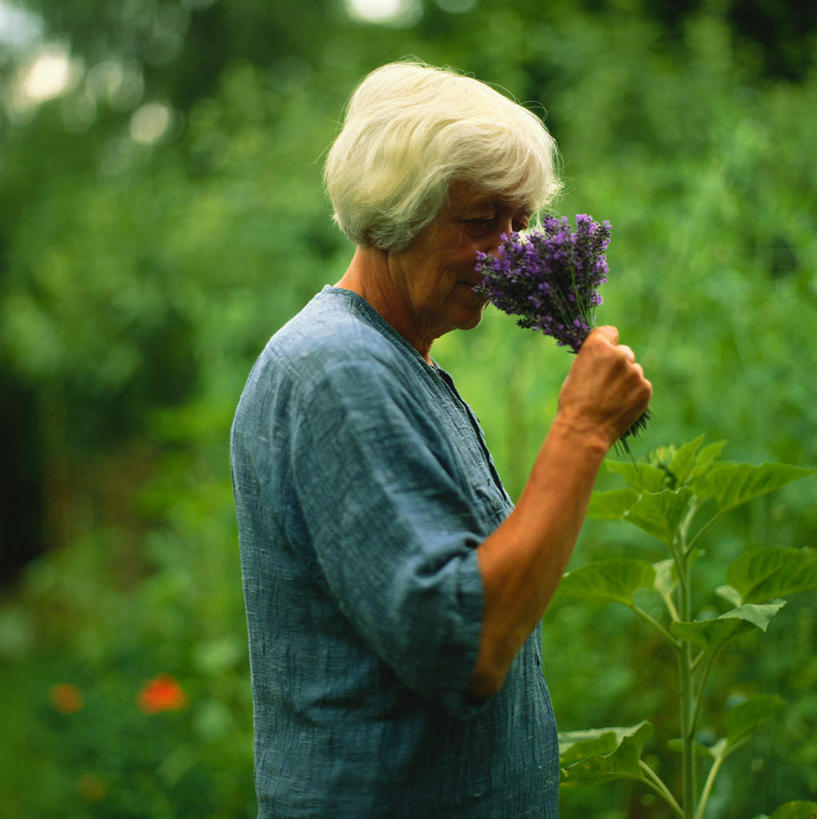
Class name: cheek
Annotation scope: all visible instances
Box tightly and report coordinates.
[450,239,482,269]
[451,225,485,257]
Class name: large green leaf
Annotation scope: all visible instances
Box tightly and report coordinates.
[559,558,655,606]
[689,439,729,479]
[768,801,817,819]
[670,601,786,652]
[665,434,705,487]
[587,488,638,519]
[698,462,816,515]
[606,460,666,492]
[622,487,694,545]
[610,437,728,495]
[683,439,729,496]
[559,721,652,785]
[726,546,817,604]
[724,694,786,751]
[715,584,743,608]
[653,558,678,599]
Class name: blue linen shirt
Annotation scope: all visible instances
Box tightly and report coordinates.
[230,286,559,818]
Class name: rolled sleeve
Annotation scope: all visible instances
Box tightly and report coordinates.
[290,357,488,718]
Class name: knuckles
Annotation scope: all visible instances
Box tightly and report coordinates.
[575,332,651,398]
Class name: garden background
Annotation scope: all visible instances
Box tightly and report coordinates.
[1,0,816,816]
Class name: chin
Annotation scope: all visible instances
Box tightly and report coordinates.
[455,304,487,331]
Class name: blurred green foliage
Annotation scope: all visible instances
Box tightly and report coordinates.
[1,0,815,816]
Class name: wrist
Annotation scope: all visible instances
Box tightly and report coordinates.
[548,411,612,463]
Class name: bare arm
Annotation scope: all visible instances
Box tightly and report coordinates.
[469,325,652,698]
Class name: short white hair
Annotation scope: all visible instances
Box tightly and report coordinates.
[324,61,562,251]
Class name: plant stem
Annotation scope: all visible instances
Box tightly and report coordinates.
[640,760,686,819]
[690,644,725,741]
[631,604,682,649]
[676,527,696,818]
[663,591,680,623]
[694,754,725,819]
[685,513,721,557]
[679,640,696,816]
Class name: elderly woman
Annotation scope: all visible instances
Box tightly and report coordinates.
[231,61,651,818]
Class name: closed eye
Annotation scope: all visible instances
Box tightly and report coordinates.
[462,210,531,237]
[462,218,496,237]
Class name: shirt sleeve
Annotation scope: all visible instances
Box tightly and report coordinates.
[288,355,491,719]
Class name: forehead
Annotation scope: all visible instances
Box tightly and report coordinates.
[446,179,532,213]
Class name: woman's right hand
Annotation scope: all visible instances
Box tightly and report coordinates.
[555,325,652,452]
[472,324,651,697]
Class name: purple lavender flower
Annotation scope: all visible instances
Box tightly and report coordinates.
[474,214,610,353]
[474,214,649,445]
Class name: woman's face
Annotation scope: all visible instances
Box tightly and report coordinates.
[389,181,532,344]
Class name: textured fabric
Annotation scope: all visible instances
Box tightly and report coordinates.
[230,286,559,818]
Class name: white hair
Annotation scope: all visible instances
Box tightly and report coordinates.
[324,61,562,252]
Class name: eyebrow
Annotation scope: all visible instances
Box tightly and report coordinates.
[462,196,532,213]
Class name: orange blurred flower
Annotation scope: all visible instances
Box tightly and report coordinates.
[49,683,84,714]
[137,674,188,714]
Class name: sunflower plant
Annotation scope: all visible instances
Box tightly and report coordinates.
[556,436,817,818]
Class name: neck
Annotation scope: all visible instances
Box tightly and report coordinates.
[335,246,436,364]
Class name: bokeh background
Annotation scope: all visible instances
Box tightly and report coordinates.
[1,0,816,816]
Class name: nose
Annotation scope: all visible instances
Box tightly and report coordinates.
[497,216,514,237]
[481,217,515,255]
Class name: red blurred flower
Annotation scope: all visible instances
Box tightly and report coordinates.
[49,683,84,714]
[137,674,188,714]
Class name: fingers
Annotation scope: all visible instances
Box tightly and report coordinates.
[586,327,635,363]
[592,325,619,345]
[563,325,652,445]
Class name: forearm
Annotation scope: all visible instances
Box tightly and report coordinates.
[468,415,608,698]
[467,325,651,698]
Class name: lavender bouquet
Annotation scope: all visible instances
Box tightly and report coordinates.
[474,213,649,446]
